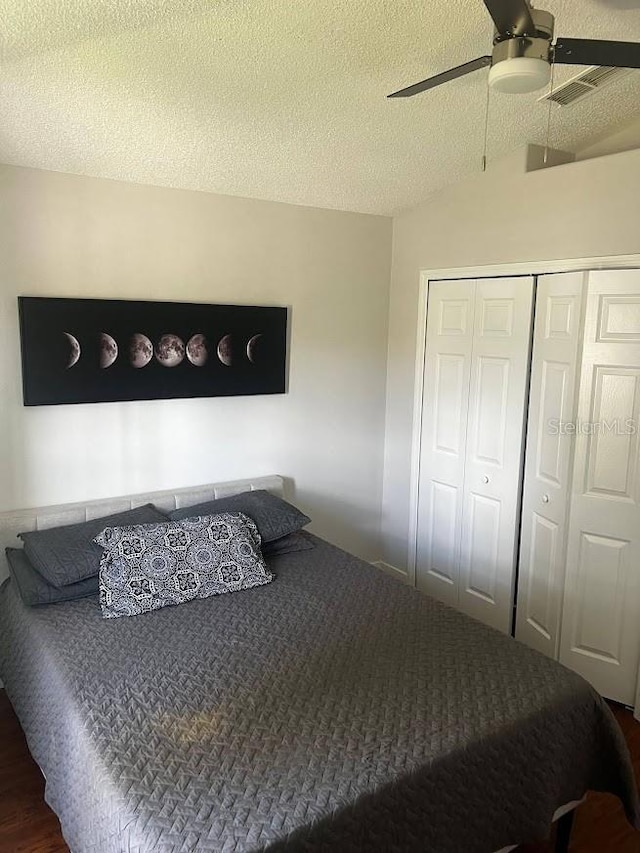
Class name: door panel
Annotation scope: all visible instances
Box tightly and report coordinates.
[427,481,459,585]
[584,369,639,499]
[464,491,501,604]
[536,361,569,485]
[480,299,514,337]
[439,298,470,335]
[471,356,510,466]
[598,296,640,340]
[434,354,467,455]
[458,277,534,633]
[524,512,559,642]
[560,270,640,704]
[571,532,629,663]
[416,280,474,605]
[516,273,586,658]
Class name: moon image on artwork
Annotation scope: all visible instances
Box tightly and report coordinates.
[246,334,264,364]
[186,333,208,367]
[155,333,185,367]
[129,333,153,368]
[64,332,80,369]
[217,334,233,367]
[99,332,118,368]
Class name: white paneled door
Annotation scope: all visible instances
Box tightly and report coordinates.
[516,273,586,658]
[416,280,474,607]
[559,270,640,705]
[458,277,535,632]
[417,276,534,633]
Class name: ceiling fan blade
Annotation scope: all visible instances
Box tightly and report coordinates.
[387,56,492,98]
[482,0,536,36]
[554,37,640,68]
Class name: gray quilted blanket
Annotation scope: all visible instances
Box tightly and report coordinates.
[0,535,638,853]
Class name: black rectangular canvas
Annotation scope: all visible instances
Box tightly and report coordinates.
[19,297,287,406]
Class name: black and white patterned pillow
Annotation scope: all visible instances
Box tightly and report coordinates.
[94,512,273,619]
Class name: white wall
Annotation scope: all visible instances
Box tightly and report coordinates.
[382,146,640,569]
[0,165,392,561]
[576,115,640,162]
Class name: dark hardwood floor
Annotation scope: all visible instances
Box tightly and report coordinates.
[0,689,638,852]
[0,691,67,853]
[518,702,640,853]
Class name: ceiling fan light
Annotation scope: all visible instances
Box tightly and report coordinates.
[488,57,551,94]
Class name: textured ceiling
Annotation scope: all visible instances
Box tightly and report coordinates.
[1,0,640,214]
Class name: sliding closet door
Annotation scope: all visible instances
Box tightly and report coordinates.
[516,273,586,658]
[559,270,640,704]
[415,279,474,605]
[457,277,535,633]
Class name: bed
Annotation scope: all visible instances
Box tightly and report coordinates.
[0,476,638,853]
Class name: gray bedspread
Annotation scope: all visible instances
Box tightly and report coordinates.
[0,534,638,852]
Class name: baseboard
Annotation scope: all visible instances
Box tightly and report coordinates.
[371,560,410,584]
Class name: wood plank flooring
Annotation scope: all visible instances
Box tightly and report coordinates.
[0,691,67,853]
[519,702,640,853]
[0,689,638,852]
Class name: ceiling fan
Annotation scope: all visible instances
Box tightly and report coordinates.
[388,0,640,97]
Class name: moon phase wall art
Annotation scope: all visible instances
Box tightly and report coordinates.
[18,297,288,406]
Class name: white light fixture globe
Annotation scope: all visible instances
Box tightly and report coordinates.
[488,57,551,94]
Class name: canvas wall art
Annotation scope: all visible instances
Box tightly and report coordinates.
[18,297,288,406]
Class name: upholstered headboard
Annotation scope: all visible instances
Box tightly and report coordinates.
[0,475,285,584]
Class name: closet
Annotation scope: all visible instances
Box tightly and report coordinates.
[416,276,534,634]
[415,268,640,706]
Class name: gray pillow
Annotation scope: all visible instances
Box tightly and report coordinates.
[262,531,316,558]
[95,512,274,620]
[169,490,310,543]
[6,548,99,607]
[20,504,169,588]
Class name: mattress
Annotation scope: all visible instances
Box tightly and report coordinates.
[0,534,638,853]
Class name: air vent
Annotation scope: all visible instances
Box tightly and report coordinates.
[538,65,631,107]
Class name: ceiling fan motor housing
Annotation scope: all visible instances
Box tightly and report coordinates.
[490,8,555,93]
